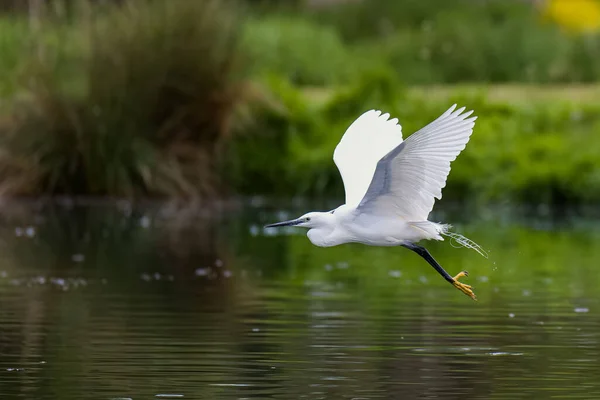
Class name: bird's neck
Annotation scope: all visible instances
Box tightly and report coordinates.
[306,206,355,247]
[307,227,335,247]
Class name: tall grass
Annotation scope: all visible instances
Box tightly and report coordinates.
[0,18,29,97]
[0,0,253,198]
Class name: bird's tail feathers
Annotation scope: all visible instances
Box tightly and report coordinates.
[438,224,488,258]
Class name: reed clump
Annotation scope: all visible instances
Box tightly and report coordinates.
[0,0,252,198]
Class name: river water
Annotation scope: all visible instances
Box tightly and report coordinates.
[0,201,598,399]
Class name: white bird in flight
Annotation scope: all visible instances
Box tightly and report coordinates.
[265,104,486,300]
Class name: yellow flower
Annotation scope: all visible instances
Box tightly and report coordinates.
[543,0,600,34]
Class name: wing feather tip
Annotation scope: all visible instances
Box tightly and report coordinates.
[364,109,382,118]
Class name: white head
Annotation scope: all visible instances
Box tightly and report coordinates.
[264,211,334,230]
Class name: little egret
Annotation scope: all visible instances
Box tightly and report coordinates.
[265,104,486,300]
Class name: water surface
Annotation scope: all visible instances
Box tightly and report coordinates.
[0,201,599,399]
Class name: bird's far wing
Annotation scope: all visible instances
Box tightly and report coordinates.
[333,110,404,207]
[357,104,476,221]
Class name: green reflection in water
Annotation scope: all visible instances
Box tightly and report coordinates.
[0,202,598,399]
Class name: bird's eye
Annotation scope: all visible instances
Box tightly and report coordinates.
[306,217,311,222]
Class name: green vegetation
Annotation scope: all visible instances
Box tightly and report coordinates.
[0,0,599,204]
[229,73,600,206]
[0,0,252,197]
[247,0,600,85]
[242,16,359,86]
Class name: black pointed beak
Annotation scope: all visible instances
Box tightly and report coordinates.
[264,218,302,228]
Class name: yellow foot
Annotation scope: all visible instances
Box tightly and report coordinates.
[452,271,477,301]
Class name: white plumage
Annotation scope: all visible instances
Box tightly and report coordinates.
[265,104,486,300]
[333,110,404,207]
[354,105,476,221]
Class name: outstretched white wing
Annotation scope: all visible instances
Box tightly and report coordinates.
[333,110,404,207]
[357,104,476,221]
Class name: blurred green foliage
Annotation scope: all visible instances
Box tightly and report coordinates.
[0,18,27,97]
[0,0,599,203]
[0,0,254,198]
[242,16,359,86]
[222,0,600,205]
[228,72,600,206]
[246,0,600,84]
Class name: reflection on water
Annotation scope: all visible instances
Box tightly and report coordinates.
[0,200,599,399]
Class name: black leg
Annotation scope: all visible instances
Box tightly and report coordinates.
[402,242,476,300]
[401,242,455,283]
